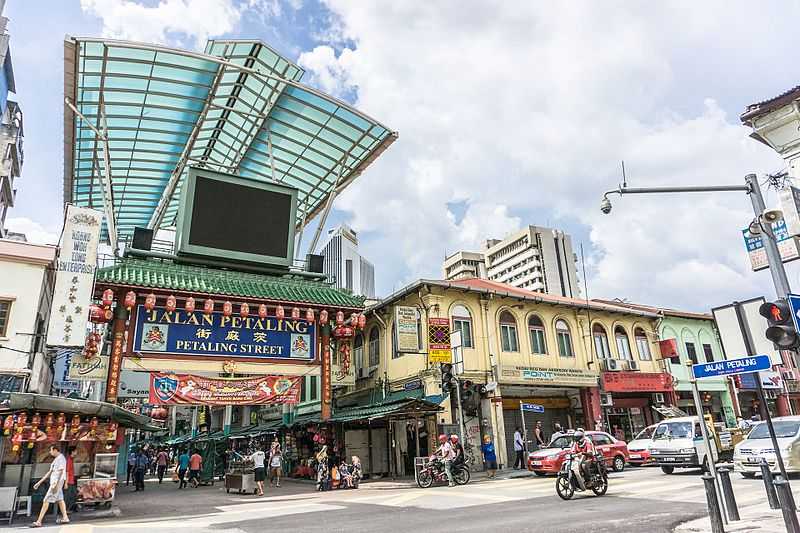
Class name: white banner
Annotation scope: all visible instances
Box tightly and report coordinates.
[68,355,109,381]
[46,206,104,346]
[118,370,151,398]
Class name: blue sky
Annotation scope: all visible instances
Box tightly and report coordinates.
[5,1,800,311]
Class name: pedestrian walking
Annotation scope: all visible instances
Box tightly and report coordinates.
[350,456,362,488]
[156,448,169,484]
[315,446,329,491]
[269,439,282,488]
[134,448,148,491]
[189,449,203,488]
[65,447,77,512]
[513,426,525,469]
[126,451,136,486]
[249,445,266,496]
[177,449,190,489]
[534,421,546,450]
[552,421,564,441]
[30,445,70,527]
[481,435,497,479]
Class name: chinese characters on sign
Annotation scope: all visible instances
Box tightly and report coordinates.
[105,331,124,403]
[395,306,420,352]
[132,306,316,360]
[427,318,452,364]
[46,206,103,346]
[149,373,302,405]
[741,219,800,272]
[601,372,673,392]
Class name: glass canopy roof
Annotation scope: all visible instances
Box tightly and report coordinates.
[63,38,397,247]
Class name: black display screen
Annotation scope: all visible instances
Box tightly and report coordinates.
[187,176,292,258]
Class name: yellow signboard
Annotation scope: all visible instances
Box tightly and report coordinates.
[427,318,452,364]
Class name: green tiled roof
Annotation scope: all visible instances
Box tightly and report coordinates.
[330,398,441,423]
[96,258,365,308]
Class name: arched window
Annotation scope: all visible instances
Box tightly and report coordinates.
[556,320,574,357]
[593,324,611,359]
[634,328,652,360]
[528,315,546,354]
[615,326,632,360]
[354,333,364,373]
[499,311,519,352]
[451,305,474,348]
[368,327,380,367]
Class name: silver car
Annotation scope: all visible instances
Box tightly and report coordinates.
[733,416,800,478]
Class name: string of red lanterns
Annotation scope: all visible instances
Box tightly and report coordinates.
[3,412,119,452]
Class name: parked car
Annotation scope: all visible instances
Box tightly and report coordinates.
[528,431,629,476]
[733,416,800,478]
[627,424,657,466]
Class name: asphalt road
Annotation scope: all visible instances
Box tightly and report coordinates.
[9,465,784,532]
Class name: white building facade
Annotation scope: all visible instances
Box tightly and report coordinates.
[319,224,376,298]
[0,1,20,239]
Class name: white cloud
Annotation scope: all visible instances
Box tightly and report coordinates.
[4,218,60,245]
[299,1,796,310]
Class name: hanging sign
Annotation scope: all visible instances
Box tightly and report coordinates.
[67,355,109,381]
[741,220,800,272]
[149,373,302,405]
[427,318,452,363]
[117,370,151,398]
[132,306,316,361]
[395,306,420,352]
[46,206,104,346]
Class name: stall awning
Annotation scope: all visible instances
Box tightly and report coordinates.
[0,393,160,431]
[329,398,442,423]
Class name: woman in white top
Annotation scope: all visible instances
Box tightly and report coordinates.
[269,438,282,488]
[31,445,70,527]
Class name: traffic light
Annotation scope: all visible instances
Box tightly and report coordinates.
[759,299,799,349]
[440,363,456,391]
[461,379,474,400]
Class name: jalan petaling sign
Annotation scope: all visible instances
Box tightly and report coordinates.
[132,306,316,361]
[692,354,772,380]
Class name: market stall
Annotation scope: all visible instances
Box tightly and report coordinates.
[0,393,159,512]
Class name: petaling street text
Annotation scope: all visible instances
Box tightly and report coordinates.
[143,309,310,333]
[174,340,285,355]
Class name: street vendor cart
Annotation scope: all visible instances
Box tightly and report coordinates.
[224,454,257,494]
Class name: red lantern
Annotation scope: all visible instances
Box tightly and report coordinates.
[101,289,114,307]
[57,413,66,432]
[240,303,250,318]
[44,413,54,431]
[350,313,358,326]
[203,299,214,315]
[166,295,177,312]
[306,309,315,323]
[3,415,13,436]
[291,307,301,319]
[89,417,98,437]
[144,293,157,311]
[320,310,329,325]
[107,421,118,441]
[357,313,366,329]
[336,311,344,326]
[11,433,22,452]
[89,305,106,323]
[124,290,136,311]
[70,415,81,435]
[223,301,233,317]
[15,412,26,435]
[258,304,268,319]
[185,297,196,314]
[276,305,285,320]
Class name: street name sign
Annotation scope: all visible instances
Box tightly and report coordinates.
[520,403,545,413]
[692,354,771,380]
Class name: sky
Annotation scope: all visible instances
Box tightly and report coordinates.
[5,0,800,312]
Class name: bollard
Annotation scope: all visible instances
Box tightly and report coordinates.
[716,465,740,521]
[702,473,725,533]
[760,459,780,510]
[774,476,800,533]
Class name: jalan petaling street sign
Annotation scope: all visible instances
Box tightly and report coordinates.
[692,354,772,380]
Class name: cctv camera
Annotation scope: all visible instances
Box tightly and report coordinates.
[600,197,612,214]
[762,208,784,223]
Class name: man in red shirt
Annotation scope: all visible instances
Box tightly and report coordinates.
[65,447,77,511]
[188,450,203,488]
[569,429,596,490]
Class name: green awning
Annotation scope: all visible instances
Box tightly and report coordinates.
[329,398,441,423]
[96,257,365,308]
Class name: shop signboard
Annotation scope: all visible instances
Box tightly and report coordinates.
[741,219,800,272]
[132,306,316,361]
[53,350,81,393]
[149,372,301,405]
[427,317,451,364]
[68,355,109,381]
[737,370,783,390]
[499,364,598,387]
[331,362,355,386]
[601,372,673,392]
[46,206,104,346]
[117,370,151,398]
[395,306,420,353]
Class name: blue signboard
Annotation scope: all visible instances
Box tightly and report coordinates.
[132,305,316,361]
[521,403,545,413]
[788,293,800,334]
[692,354,771,379]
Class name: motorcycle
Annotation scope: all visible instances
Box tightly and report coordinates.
[417,456,470,488]
[555,452,608,500]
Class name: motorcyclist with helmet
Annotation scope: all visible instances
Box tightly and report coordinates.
[450,434,465,468]
[569,429,596,490]
[433,434,456,487]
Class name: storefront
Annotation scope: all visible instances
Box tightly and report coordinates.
[600,372,674,441]
[735,371,784,420]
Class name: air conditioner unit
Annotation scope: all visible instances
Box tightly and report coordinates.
[599,393,613,407]
[653,393,666,404]
[357,368,369,379]
[603,359,621,372]
[627,360,640,372]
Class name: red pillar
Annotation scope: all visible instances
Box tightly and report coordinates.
[581,387,602,429]
[777,394,791,417]
[321,326,331,421]
[105,290,127,403]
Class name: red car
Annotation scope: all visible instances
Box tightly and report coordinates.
[527,431,629,476]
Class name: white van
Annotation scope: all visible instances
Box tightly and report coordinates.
[648,416,722,474]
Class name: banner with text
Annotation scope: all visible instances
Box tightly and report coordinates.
[499,364,599,387]
[427,318,452,363]
[133,306,316,361]
[149,373,302,405]
[395,306,420,352]
[46,206,104,346]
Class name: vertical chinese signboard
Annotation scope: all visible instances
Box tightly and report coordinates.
[46,206,104,346]
[427,318,452,364]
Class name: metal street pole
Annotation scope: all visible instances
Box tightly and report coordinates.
[453,376,466,446]
[519,401,528,454]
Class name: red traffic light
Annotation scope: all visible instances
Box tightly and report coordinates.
[759,300,793,326]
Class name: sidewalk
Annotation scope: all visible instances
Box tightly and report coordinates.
[675,502,794,532]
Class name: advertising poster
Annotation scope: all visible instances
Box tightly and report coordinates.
[394,306,420,353]
[67,355,109,381]
[427,318,452,364]
[46,205,104,346]
[149,373,302,405]
[132,306,315,361]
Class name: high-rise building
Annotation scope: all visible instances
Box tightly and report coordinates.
[442,225,581,298]
[0,2,20,239]
[319,224,376,298]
